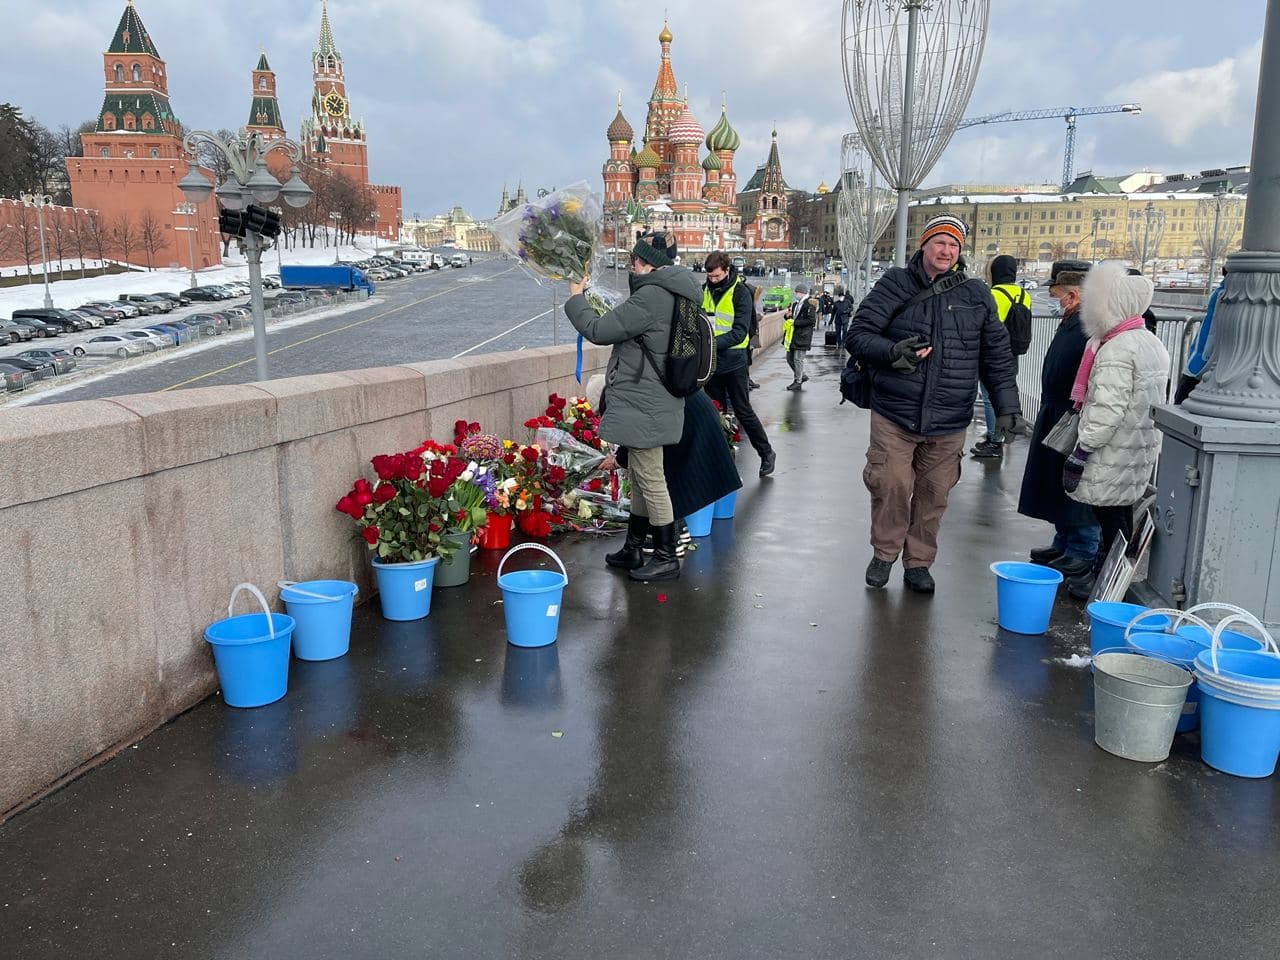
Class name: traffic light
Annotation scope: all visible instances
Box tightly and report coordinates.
[218,208,245,238]
[242,205,282,240]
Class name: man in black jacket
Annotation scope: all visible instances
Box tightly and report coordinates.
[703,251,776,477]
[832,286,854,350]
[846,215,1024,594]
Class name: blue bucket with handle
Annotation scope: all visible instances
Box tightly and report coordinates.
[991,561,1063,634]
[204,583,294,708]
[712,490,737,519]
[279,579,358,661]
[1088,602,1171,657]
[1122,608,1203,732]
[498,543,568,648]
[1191,607,1280,777]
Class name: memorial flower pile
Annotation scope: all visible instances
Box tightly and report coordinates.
[335,447,458,563]
[710,399,743,453]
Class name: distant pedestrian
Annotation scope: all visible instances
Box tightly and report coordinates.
[565,230,699,581]
[702,251,777,477]
[832,285,853,349]
[1017,260,1102,580]
[846,214,1026,594]
[971,254,1032,461]
[785,283,818,391]
[1062,260,1170,600]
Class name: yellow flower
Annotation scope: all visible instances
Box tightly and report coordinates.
[562,199,582,215]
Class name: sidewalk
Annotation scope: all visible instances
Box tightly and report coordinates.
[1,344,1275,960]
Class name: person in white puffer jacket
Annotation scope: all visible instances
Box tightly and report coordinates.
[1061,259,1170,600]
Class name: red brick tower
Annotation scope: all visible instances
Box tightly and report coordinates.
[246,52,287,143]
[66,1,220,270]
[602,94,635,208]
[754,130,790,248]
[300,0,369,185]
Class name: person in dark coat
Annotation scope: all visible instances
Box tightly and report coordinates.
[846,214,1027,594]
[832,286,854,350]
[663,390,742,519]
[785,283,819,391]
[1016,260,1101,576]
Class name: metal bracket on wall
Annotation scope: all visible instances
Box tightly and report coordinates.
[1185,466,1202,487]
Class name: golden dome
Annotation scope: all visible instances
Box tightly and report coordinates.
[659,21,673,43]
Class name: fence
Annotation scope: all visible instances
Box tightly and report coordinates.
[1013,308,1203,422]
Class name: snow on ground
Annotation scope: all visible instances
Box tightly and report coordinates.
[0,233,390,318]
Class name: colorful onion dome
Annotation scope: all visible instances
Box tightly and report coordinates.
[701,151,722,171]
[607,108,634,142]
[659,21,673,43]
[633,144,662,168]
[667,102,705,145]
[705,103,740,153]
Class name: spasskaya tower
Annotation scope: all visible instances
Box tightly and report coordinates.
[300,0,369,185]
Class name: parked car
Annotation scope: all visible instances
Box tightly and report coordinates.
[159,319,200,341]
[12,309,87,333]
[0,355,55,380]
[0,319,35,343]
[93,300,141,318]
[185,313,225,336]
[71,334,147,359]
[222,281,251,296]
[203,284,237,299]
[262,274,282,289]
[76,304,124,323]
[9,316,58,338]
[217,307,250,329]
[119,293,173,313]
[16,347,76,373]
[181,287,223,302]
[0,362,35,392]
[119,330,169,352]
[67,309,103,329]
[152,291,191,307]
[143,325,180,346]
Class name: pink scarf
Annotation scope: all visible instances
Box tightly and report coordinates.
[1070,315,1147,409]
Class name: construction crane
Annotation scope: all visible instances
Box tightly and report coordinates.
[958,103,1143,192]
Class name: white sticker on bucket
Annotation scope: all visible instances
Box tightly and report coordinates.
[546,604,558,618]
[414,578,428,592]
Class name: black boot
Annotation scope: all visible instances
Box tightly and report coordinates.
[630,521,680,581]
[606,513,648,570]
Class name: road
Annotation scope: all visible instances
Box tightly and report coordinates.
[26,258,587,405]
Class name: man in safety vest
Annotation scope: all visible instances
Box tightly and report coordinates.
[702,251,777,477]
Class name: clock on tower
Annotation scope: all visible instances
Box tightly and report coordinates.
[323,91,347,118]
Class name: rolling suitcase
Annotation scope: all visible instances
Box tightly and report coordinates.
[824,328,837,347]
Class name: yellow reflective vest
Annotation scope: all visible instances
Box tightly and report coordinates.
[702,280,749,350]
[782,315,794,350]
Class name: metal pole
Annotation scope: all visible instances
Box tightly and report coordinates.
[1141,204,1152,279]
[864,164,876,301]
[893,1,921,267]
[1205,192,1223,303]
[244,230,270,381]
[180,204,197,288]
[551,286,559,346]
[27,197,55,309]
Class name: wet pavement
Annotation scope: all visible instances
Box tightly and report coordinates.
[2,345,1278,960]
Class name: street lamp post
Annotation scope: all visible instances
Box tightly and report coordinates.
[1141,201,1155,279]
[1090,209,1102,262]
[176,129,312,382]
[330,212,342,263]
[175,201,198,289]
[800,225,810,274]
[19,193,55,309]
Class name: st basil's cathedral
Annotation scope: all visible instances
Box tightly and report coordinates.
[602,22,791,254]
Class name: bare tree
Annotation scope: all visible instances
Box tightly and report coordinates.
[48,206,68,275]
[195,128,239,256]
[12,203,39,282]
[138,208,169,271]
[68,209,89,277]
[109,211,139,268]
[84,210,108,267]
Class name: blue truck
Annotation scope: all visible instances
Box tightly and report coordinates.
[279,264,375,295]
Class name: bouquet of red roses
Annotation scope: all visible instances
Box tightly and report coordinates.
[335,447,459,563]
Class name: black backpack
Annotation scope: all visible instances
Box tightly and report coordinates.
[995,286,1033,356]
[638,293,716,398]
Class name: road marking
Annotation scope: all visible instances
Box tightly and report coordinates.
[451,308,553,359]
[160,266,518,391]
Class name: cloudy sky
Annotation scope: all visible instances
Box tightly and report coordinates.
[4,0,1266,217]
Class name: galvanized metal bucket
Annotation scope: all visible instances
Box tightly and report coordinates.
[1093,652,1193,762]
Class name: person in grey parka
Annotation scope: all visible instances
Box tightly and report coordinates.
[566,231,701,582]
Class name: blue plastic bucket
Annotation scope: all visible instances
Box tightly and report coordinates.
[204,584,294,708]
[991,562,1063,634]
[1197,681,1280,777]
[280,580,358,661]
[1175,623,1265,653]
[371,556,438,621]
[712,491,737,520]
[497,543,568,648]
[1089,602,1171,657]
[1126,631,1202,732]
[685,503,715,537]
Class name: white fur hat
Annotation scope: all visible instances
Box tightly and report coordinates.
[1081,260,1154,338]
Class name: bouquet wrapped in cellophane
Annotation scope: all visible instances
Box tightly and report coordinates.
[534,426,629,531]
[491,181,603,283]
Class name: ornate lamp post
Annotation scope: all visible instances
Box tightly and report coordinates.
[174,201,199,289]
[843,0,991,266]
[19,193,55,308]
[1090,209,1102,261]
[176,129,312,382]
[329,211,342,262]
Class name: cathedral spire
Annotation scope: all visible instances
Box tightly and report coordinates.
[318,0,339,58]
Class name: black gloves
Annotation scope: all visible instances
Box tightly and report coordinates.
[889,336,926,373]
[995,413,1033,438]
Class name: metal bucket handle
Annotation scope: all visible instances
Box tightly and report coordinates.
[1209,611,1280,675]
[498,542,569,585]
[228,583,275,639]
[1123,606,1211,643]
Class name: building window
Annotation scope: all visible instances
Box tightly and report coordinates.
[114,63,124,81]
[259,77,268,90]
[149,148,159,159]
[142,114,154,130]
[123,113,136,130]
[100,147,109,158]
[132,63,142,81]
[103,113,116,130]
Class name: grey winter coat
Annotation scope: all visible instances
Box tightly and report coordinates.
[565,266,701,449]
[1068,261,1171,506]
